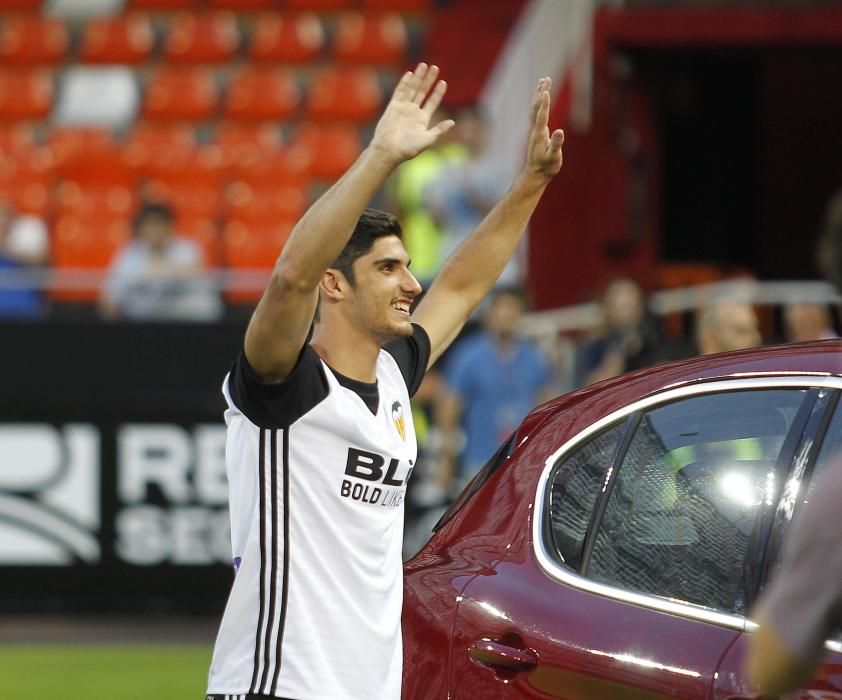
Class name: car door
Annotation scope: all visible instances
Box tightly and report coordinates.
[714,387,842,699]
[448,381,814,699]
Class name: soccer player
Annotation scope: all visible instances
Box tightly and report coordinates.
[206,64,564,700]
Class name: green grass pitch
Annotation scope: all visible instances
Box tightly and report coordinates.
[0,645,212,699]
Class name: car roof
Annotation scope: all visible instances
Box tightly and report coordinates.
[526,339,842,433]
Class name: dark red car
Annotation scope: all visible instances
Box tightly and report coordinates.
[403,341,842,699]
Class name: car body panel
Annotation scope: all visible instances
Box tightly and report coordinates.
[403,341,842,699]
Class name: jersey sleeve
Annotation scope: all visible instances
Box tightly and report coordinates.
[383,323,431,397]
[227,345,329,429]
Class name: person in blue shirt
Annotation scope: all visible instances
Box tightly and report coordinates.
[435,287,554,491]
[0,201,49,319]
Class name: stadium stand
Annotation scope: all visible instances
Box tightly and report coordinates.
[162,11,240,64]
[0,0,431,310]
[78,14,155,65]
[0,15,68,65]
[248,13,325,64]
[0,69,53,120]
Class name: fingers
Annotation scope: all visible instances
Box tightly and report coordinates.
[535,88,550,128]
[530,77,551,124]
[548,128,564,154]
[422,80,448,117]
[414,64,439,105]
[392,69,415,101]
[429,118,456,141]
[392,63,446,111]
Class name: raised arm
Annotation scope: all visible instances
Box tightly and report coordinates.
[412,77,564,366]
[244,64,454,382]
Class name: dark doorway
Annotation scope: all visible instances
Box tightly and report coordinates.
[634,46,842,279]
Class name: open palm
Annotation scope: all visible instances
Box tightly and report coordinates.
[371,63,455,164]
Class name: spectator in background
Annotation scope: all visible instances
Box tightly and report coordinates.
[783,302,838,342]
[101,202,222,321]
[0,200,49,318]
[425,106,516,286]
[387,106,466,287]
[695,301,761,355]
[579,277,665,385]
[435,288,554,492]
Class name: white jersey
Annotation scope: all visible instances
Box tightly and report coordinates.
[208,325,430,699]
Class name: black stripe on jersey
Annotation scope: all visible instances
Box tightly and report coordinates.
[258,429,280,693]
[249,429,268,694]
[270,428,291,695]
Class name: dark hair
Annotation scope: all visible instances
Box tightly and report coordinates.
[330,208,402,286]
[133,201,174,234]
[489,285,528,308]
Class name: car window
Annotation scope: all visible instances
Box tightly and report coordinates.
[547,418,630,570]
[585,389,806,615]
[806,396,842,498]
[784,396,842,644]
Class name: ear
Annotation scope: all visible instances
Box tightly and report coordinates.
[319,269,347,303]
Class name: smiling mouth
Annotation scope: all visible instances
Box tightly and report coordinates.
[392,302,411,316]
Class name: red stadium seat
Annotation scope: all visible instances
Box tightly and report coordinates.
[0,69,53,120]
[51,215,131,301]
[225,148,309,191]
[0,0,42,10]
[79,14,155,65]
[0,16,68,65]
[305,66,382,122]
[122,122,197,170]
[46,129,137,188]
[289,122,362,181]
[248,13,324,64]
[54,183,136,219]
[46,128,115,167]
[224,67,301,122]
[0,123,36,153]
[209,0,276,8]
[129,0,197,9]
[223,219,294,301]
[362,0,430,10]
[139,145,224,217]
[333,12,408,66]
[286,0,353,10]
[215,121,283,172]
[143,179,222,218]
[224,179,308,224]
[0,151,54,216]
[139,143,222,185]
[176,214,222,267]
[142,67,219,121]
[162,11,239,64]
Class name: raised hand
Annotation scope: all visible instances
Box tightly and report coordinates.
[370,63,455,165]
[525,77,564,182]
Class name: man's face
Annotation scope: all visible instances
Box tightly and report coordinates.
[345,235,422,344]
[714,304,761,353]
[485,293,524,339]
[137,214,173,251]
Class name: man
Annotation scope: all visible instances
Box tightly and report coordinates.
[435,288,554,490]
[783,302,837,342]
[745,189,842,695]
[695,300,761,355]
[206,64,564,699]
[0,199,48,318]
[746,463,842,695]
[101,201,221,321]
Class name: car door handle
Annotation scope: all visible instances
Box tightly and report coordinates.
[469,638,538,671]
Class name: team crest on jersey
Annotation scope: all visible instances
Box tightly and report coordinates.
[391,401,406,441]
